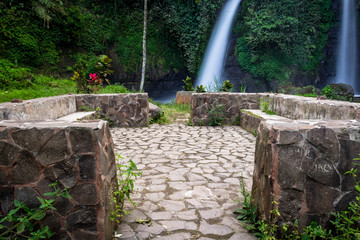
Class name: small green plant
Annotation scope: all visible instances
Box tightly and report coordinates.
[240,84,247,93]
[111,154,142,223]
[0,182,71,239]
[149,112,168,125]
[95,55,114,85]
[232,115,241,125]
[221,80,234,92]
[207,76,222,92]
[187,117,193,126]
[321,85,353,102]
[208,104,225,126]
[234,178,258,227]
[236,154,360,239]
[182,76,194,91]
[196,85,207,93]
[80,106,94,112]
[260,99,275,115]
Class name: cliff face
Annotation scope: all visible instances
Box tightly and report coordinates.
[317,0,341,89]
[224,0,359,93]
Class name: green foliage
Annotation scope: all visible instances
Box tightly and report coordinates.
[196,85,206,93]
[260,99,276,115]
[221,80,234,92]
[97,83,132,94]
[0,182,71,239]
[208,104,225,126]
[0,75,76,103]
[240,84,247,93]
[160,0,225,73]
[112,154,142,223]
[95,55,114,85]
[149,101,191,125]
[236,0,334,82]
[0,59,33,90]
[322,85,354,101]
[235,154,360,239]
[71,54,114,93]
[234,178,258,226]
[182,76,194,91]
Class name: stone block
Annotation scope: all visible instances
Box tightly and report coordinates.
[79,155,96,180]
[38,130,69,166]
[10,151,40,184]
[0,142,20,167]
[66,208,97,231]
[176,91,193,104]
[0,120,117,240]
[75,93,149,127]
[252,119,360,230]
[70,183,98,205]
[0,95,76,121]
[14,187,40,209]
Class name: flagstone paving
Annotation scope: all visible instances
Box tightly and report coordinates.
[111,124,257,240]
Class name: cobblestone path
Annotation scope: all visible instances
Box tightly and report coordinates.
[111,124,257,240]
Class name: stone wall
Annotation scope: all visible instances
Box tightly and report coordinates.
[252,119,360,229]
[0,93,149,127]
[0,95,76,121]
[76,94,149,127]
[191,93,260,125]
[259,94,360,120]
[0,120,117,239]
[176,91,193,105]
[239,109,288,135]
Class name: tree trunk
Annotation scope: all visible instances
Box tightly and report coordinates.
[140,0,147,91]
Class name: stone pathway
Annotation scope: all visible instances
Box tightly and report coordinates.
[111,124,257,240]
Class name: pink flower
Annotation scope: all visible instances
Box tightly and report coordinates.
[89,73,100,84]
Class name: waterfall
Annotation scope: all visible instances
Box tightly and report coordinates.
[335,0,359,94]
[195,0,242,88]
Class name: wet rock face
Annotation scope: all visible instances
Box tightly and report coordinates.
[0,121,117,240]
[252,120,360,230]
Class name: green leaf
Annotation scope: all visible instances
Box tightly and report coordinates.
[33,211,46,220]
[44,192,57,197]
[14,199,21,207]
[17,222,25,234]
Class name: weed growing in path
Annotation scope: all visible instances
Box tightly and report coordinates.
[112,154,142,223]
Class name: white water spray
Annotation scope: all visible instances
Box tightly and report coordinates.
[335,0,359,94]
[196,0,242,87]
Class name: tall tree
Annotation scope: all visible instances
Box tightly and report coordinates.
[140,0,147,91]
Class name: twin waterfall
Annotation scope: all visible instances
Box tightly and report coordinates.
[196,0,359,94]
[196,0,242,88]
[335,0,359,94]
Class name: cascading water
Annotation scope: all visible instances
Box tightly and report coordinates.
[195,0,242,88]
[335,0,359,94]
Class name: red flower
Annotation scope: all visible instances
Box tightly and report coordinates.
[89,73,102,84]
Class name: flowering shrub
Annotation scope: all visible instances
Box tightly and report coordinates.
[88,73,103,92]
[71,55,113,93]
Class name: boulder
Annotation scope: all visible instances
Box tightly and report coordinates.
[322,83,355,101]
[277,84,318,96]
[149,103,163,120]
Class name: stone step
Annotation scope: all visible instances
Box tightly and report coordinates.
[57,111,97,122]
